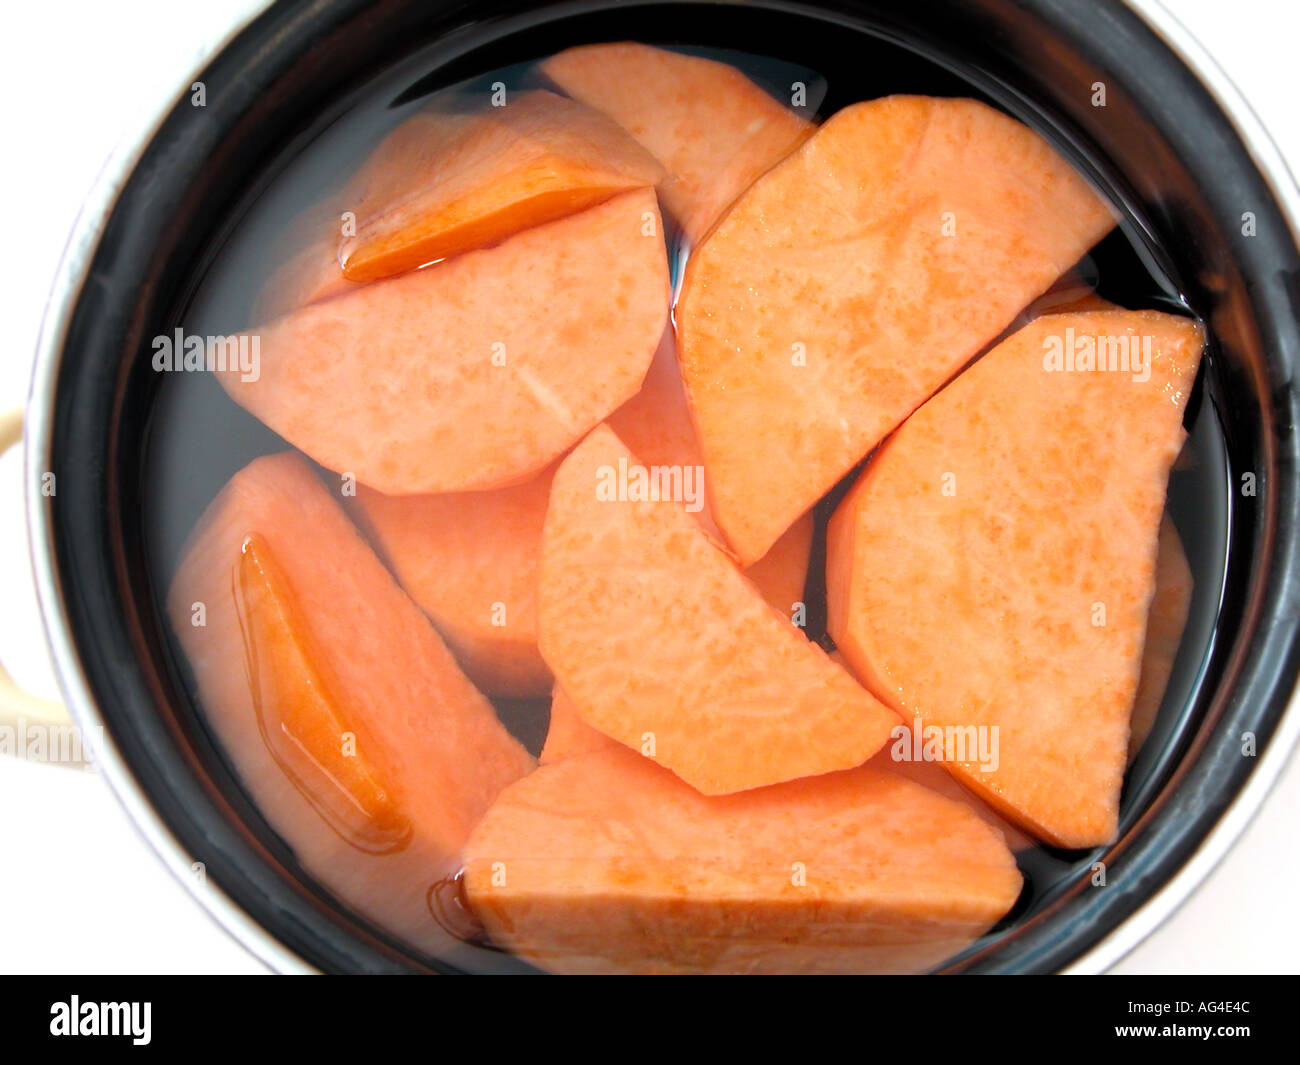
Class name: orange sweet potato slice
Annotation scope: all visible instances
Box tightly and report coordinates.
[607,328,814,611]
[220,188,668,494]
[537,424,898,794]
[167,452,534,954]
[678,95,1118,563]
[606,329,720,535]
[539,495,817,762]
[1128,516,1194,760]
[233,534,413,854]
[255,92,663,322]
[541,43,812,242]
[463,747,1023,973]
[337,90,666,283]
[871,751,1035,854]
[538,504,811,765]
[539,685,617,765]
[348,463,559,699]
[826,650,1033,851]
[826,310,1203,848]
[746,512,814,618]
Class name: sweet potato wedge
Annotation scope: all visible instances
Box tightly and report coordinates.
[607,328,814,612]
[1128,516,1194,760]
[220,188,668,494]
[539,495,822,765]
[167,452,534,954]
[678,95,1117,563]
[337,90,666,283]
[827,650,1033,851]
[606,329,720,537]
[463,747,1022,973]
[868,749,1034,852]
[746,512,814,618]
[537,424,897,794]
[826,310,1203,847]
[348,464,559,699]
[540,43,812,242]
[538,685,616,765]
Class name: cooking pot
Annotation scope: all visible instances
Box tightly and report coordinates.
[9,0,1300,973]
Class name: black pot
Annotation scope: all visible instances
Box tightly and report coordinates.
[23,0,1300,973]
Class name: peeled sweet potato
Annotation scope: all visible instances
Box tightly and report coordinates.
[826,310,1203,848]
[541,43,812,242]
[678,95,1117,563]
[221,188,668,494]
[348,464,559,700]
[538,425,897,794]
[1128,516,1194,760]
[463,747,1023,973]
[608,328,814,612]
[167,452,533,954]
[338,90,666,282]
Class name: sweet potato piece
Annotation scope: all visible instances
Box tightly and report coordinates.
[255,93,663,321]
[220,188,668,494]
[869,748,1034,853]
[827,310,1203,848]
[231,535,413,853]
[746,512,813,617]
[348,464,558,699]
[540,43,812,242]
[539,494,819,765]
[1128,516,1193,760]
[539,686,616,765]
[538,504,811,765]
[167,452,534,955]
[537,425,897,794]
[826,650,1033,851]
[337,90,665,283]
[607,329,814,612]
[463,747,1022,974]
[606,329,719,535]
[678,95,1118,563]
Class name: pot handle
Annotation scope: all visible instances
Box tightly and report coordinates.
[0,408,74,740]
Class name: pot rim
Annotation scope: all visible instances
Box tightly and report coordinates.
[24,0,308,974]
[21,0,1300,976]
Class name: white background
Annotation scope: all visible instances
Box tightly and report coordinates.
[0,0,1296,975]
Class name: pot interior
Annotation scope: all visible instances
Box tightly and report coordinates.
[45,0,1300,972]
